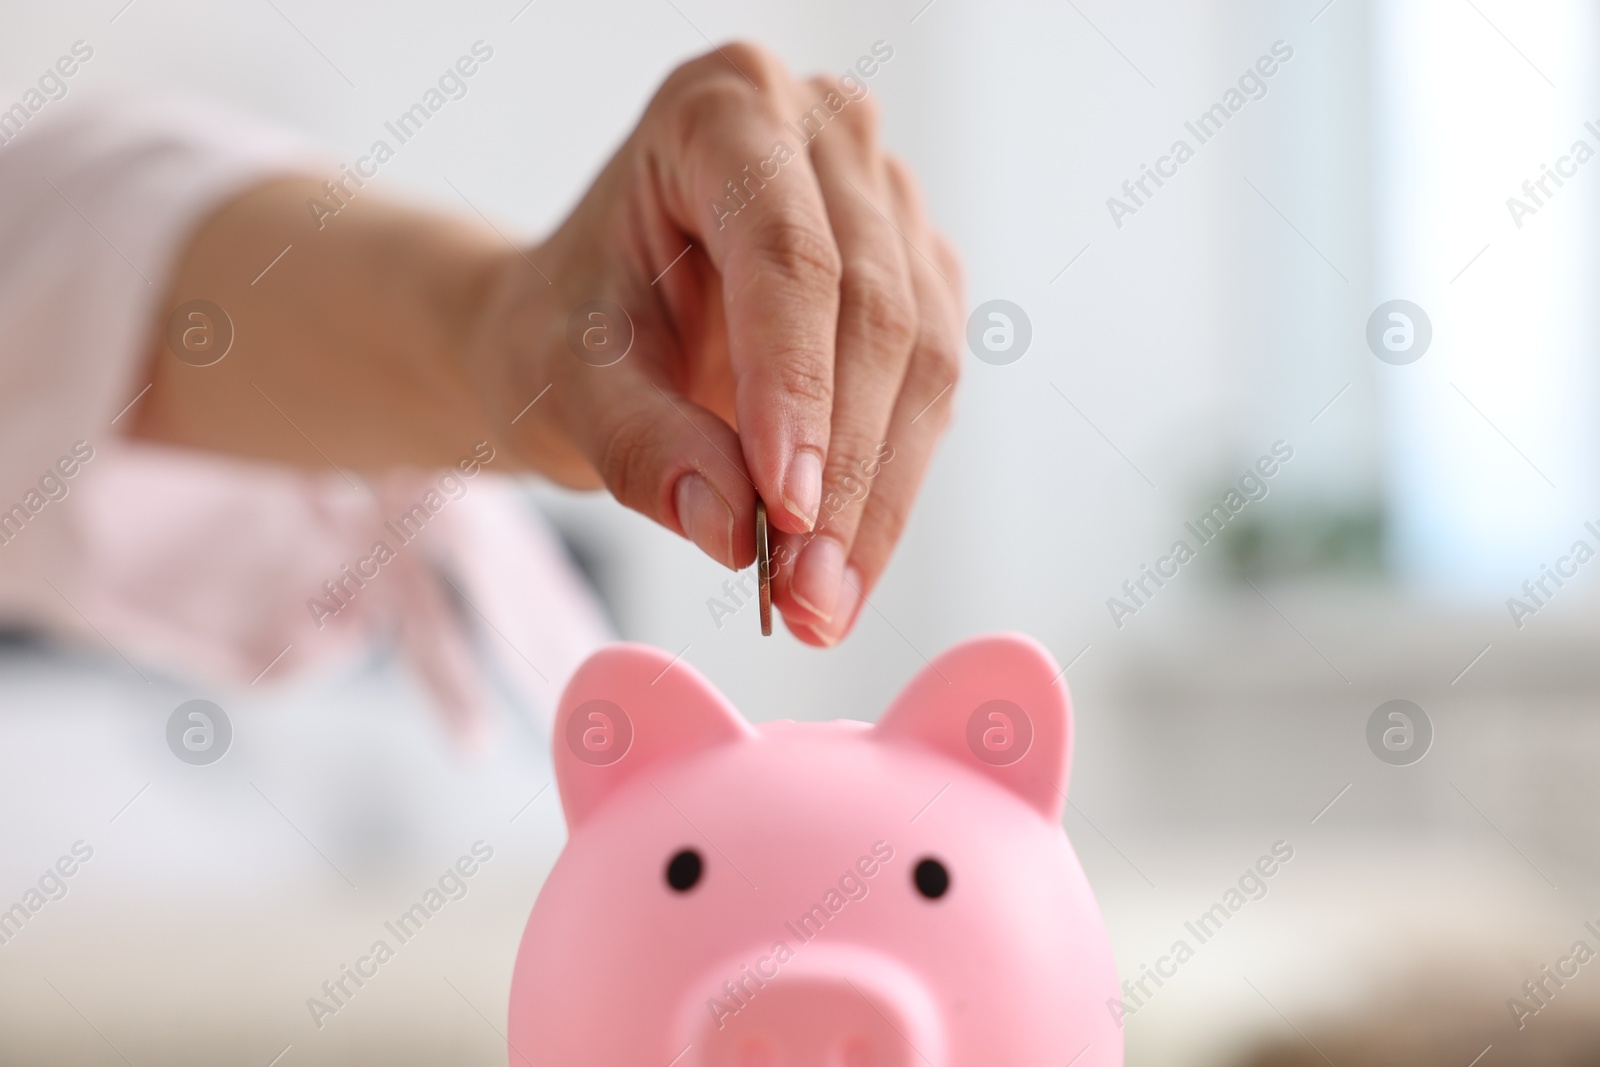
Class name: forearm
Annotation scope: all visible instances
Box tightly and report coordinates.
[133,177,521,472]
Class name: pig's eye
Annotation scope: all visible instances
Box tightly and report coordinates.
[913,857,950,900]
[665,848,703,892]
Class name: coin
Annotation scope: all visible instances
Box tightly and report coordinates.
[756,499,772,636]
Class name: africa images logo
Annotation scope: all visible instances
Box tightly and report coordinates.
[1365,299,1431,365]
[965,300,1032,366]
[166,699,232,765]
[566,699,633,767]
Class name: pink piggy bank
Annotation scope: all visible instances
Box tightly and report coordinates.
[509,633,1122,1066]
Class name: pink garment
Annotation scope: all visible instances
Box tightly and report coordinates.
[0,96,610,736]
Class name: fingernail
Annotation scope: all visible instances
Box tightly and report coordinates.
[791,536,846,622]
[816,566,864,647]
[783,448,823,532]
[675,474,735,568]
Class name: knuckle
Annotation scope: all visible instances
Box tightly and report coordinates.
[808,76,878,144]
[657,54,724,105]
[838,90,880,142]
[913,328,963,397]
[669,77,753,138]
[931,332,964,384]
[767,351,834,410]
[883,153,921,204]
[659,41,778,99]
[717,40,785,90]
[596,408,660,512]
[751,210,843,287]
[931,230,965,294]
[852,506,908,576]
[842,263,917,354]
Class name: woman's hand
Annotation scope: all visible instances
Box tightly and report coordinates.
[138,42,962,647]
[489,42,963,645]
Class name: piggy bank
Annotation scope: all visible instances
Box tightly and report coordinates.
[509,633,1122,1066]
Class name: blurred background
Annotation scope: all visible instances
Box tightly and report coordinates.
[3,0,1600,1064]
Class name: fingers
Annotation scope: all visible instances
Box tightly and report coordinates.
[554,355,757,569]
[776,77,919,631]
[644,44,842,538]
[784,162,964,646]
[840,231,963,589]
[556,43,962,605]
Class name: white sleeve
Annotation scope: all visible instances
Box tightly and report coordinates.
[0,94,326,480]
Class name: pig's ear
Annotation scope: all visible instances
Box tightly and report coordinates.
[874,633,1071,821]
[553,644,754,830]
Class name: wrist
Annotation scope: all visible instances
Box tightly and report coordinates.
[467,246,599,488]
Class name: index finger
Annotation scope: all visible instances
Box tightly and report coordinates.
[644,44,842,536]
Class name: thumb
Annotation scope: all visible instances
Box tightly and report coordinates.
[558,357,757,569]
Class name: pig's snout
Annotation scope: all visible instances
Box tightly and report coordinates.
[685,945,946,1067]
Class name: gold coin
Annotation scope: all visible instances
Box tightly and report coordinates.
[756,499,772,636]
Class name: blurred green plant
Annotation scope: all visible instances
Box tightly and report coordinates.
[1213,501,1386,580]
